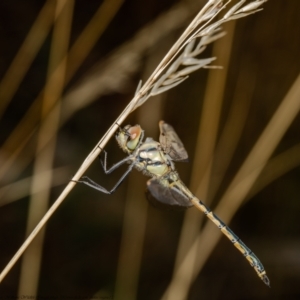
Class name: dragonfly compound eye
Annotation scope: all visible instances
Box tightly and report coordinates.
[126,125,142,151]
[115,124,143,153]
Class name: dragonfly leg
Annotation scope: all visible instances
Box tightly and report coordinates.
[99,151,132,174]
[75,163,135,194]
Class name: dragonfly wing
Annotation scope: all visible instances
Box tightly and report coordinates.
[146,179,193,210]
[159,121,188,162]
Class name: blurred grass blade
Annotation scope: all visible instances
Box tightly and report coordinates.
[207,60,255,201]
[0,0,56,119]
[249,143,300,200]
[17,0,73,296]
[169,21,236,298]
[66,0,124,81]
[114,50,165,299]
[0,166,70,207]
[0,0,124,182]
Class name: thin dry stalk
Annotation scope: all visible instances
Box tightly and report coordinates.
[17,1,73,295]
[161,73,300,299]
[0,0,56,118]
[61,0,200,120]
[0,0,224,184]
[0,0,196,183]
[0,0,188,185]
[0,0,268,283]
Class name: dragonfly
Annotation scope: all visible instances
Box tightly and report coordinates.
[76,120,270,286]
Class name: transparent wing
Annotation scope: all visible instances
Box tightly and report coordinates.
[159,120,188,162]
[146,179,193,210]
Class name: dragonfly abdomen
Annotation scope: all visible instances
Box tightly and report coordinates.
[187,196,270,286]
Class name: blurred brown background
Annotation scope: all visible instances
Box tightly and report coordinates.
[0,0,300,299]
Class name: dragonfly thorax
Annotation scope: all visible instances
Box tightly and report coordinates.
[136,138,173,177]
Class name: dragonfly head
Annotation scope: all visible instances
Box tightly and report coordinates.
[116,124,143,154]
